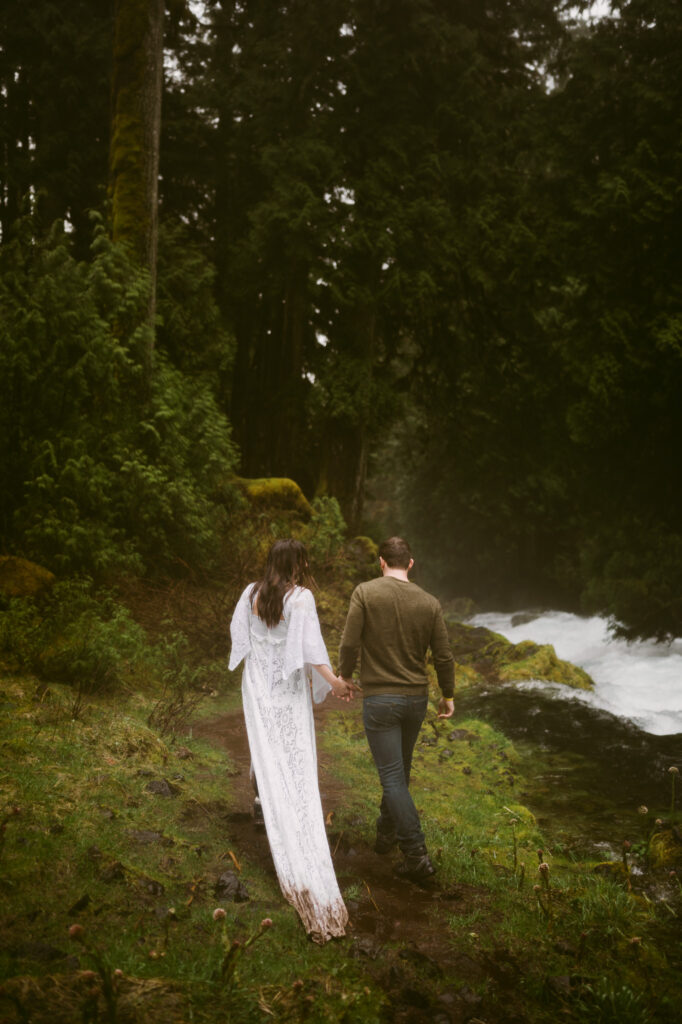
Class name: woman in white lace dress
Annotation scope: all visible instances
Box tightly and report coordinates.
[228,539,355,943]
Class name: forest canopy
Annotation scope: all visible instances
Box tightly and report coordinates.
[1,0,681,640]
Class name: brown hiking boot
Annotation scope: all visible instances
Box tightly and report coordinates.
[395,848,436,883]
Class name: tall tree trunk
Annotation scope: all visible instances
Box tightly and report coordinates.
[109,0,164,370]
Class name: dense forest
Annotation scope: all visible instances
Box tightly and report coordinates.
[1,0,681,640]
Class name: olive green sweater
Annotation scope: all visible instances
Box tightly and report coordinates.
[337,576,455,698]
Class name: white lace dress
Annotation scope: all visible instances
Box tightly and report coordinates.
[228,585,348,943]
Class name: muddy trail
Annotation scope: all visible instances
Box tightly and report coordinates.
[193,704,527,1024]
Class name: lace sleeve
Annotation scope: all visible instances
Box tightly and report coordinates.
[284,588,333,703]
[228,585,254,671]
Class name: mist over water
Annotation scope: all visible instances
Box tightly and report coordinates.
[470,610,682,737]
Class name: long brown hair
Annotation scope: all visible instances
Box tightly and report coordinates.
[250,539,315,628]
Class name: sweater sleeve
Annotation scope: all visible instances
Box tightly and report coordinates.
[337,585,364,678]
[430,604,455,697]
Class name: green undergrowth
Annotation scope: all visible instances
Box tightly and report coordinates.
[0,675,389,1023]
[319,691,682,1023]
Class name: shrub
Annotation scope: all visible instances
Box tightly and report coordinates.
[0,578,150,692]
[304,496,346,568]
[0,215,240,578]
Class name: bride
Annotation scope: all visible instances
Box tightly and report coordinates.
[228,538,356,943]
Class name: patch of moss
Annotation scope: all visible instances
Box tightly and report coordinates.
[447,621,593,691]
[0,557,55,598]
[648,827,682,869]
[235,477,313,520]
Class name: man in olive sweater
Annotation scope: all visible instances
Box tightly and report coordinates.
[338,536,454,883]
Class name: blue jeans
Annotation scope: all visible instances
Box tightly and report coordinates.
[363,693,429,856]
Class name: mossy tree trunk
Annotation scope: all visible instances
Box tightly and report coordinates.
[109,0,164,374]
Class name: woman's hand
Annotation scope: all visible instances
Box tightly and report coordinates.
[333,675,359,702]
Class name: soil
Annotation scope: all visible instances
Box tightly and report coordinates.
[192,703,527,1024]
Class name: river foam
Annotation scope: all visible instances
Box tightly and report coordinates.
[470,611,682,737]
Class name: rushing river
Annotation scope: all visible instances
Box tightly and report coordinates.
[454,611,682,839]
[471,610,682,737]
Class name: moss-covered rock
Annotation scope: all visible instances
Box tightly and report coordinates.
[504,803,537,828]
[447,621,593,691]
[0,557,55,598]
[648,826,682,869]
[344,535,379,580]
[592,861,631,883]
[498,639,593,689]
[235,477,313,520]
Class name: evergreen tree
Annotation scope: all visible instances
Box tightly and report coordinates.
[0,0,112,255]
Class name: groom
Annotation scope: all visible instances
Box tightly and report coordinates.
[338,536,454,883]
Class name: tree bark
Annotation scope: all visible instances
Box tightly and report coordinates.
[109,0,164,357]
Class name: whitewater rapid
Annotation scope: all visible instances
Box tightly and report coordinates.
[470,611,682,737]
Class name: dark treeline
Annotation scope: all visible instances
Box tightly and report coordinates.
[1,0,681,640]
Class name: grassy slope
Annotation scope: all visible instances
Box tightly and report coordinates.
[1,575,681,1023]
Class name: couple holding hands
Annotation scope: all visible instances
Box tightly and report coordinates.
[229,535,454,943]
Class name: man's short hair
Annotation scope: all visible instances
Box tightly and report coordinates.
[378,536,413,569]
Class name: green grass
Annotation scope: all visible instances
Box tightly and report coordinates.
[0,676,393,1023]
[1,669,681,1023]
[318,690,682,1023]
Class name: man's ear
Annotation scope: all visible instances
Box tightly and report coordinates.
[408,558,414,571]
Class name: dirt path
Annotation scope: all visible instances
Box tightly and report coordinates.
[192,704,504,1024]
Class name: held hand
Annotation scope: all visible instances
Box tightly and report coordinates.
[333,676,360,702]
[437,697,455,719]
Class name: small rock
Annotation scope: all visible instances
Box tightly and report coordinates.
[67,893,91,916]
[546,975,573,997]
[448,729,479,743]
[511,611,542,627]
[439,748,454,760]
[100,860,126,883]
[436,990,457,1007]
[462,766,472,775]
[458,985,483,1006]
[175,746,194,760]
[145,779,180,798]
[352,936,384,959]
[214,870,250,903]
[141,877,165,896]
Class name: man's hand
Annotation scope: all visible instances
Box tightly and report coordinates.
[333,676,361,702]
[437,697,455,719]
